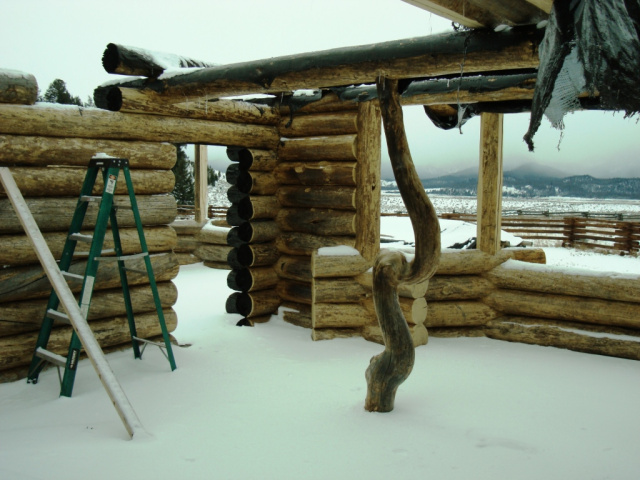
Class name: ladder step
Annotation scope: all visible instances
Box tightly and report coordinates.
[80,195,102,203]
[45,309,71,324]
[133,336,166,348]
[61,271,84,281]
[35,347,67,368]
[74,248,115,257]
[69,233,93,243]
[96,252,148,262]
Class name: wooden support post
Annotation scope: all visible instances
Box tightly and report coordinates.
[194,145,208,224]
[477,112,504,255]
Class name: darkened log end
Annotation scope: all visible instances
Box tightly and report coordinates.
[93,86,123,111]
[102,43,122,74]
[226,204,243,226]
[226,163,241,185]
[226,146,244,162]
[227,268,252,292]
[227,185,248,204]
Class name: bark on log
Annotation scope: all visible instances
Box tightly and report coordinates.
[485,316,640,361]
[0,308,177,372]
[0,226,177,267]
[361,324,429,347]
[274,161,356,186]
[313,278,369,304]
[194,244,232,263]
[280,301,312,329]
[227,266,279,293]
[195,225,229,245]
[311,251,372,278]
[276,232,355,256]
[313,302,369,328]
[225,290,281,318]
[0,167,174,197]
[0,135,176,169]
[227,242,279,269]
[365,77,441,413]
[279,111,358,137]
[173,235,200,254]
[273,255,312,283]
[236,195,280,221]
[0,70,37,105]
[426,301,498,328]
[486,261,640,304]
[0,282,177,337]
[0,104,279,149]
[227,221,279,247]
[226,147,278,171]
[312,327,363,341]
[237,170,278,196]
[276,185,356,210]
[276,208,356,236]
[278,135,357,162]
[98,27,542,102]
[364,296,428,326]
[169,219,207,236]
[277,279,312,305]
[484,290,640,329]
[436,248,546,275]
[426,275,495,301]
[356,272,430,299]
[0,252,179,303]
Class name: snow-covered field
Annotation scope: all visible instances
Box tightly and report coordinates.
[1,217,639,480]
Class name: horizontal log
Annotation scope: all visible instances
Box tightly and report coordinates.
[237,170,278,195]
[277,279,312,305]
[426,275,495,301]
[0,226,177,267]
[0,104,279,149]
[485,316,640,361]
[169,219,207,236]
[486,261,640,304]
[275,232,356,256]
[0,135,176,169]
[312,251,372,278]
[173,235,200,253]
[227,221,279,247]
[100,27,542,101]
[0,252,179,303]
[0,167,174,197]
[228,242,279,269]
[226,147,278,170]
[280,301,312,329]
[273,255,312,282]
[427,326,485,338]
[279,111,358,138]
[273,161,356,186]
[278,135,357,162]
[0,282,177,337]
[0,195,176,234]
[0,308,177,372]
[313,277,370,304]
[276,185,356,210]
[355,272,429,299]
[195,225,230,245]
[237,195,280,221]
[437,248,546,275]
[0,70,37,105]
[311,327,363,341]
[225,290,281,318]
[227,266,278,292]
[484,290,640,330]
[363,296,428,326]
[426,301,499,328]
[312,302,370,328]
[203,260,232,270]
[194,244,232,263]
[276,208,356,236]
[361,324,428,347]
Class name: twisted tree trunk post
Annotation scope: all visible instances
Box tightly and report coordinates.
[365,77,441,412]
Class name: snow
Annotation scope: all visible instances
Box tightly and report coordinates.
[1,218,639,479]
[317,245,361,256]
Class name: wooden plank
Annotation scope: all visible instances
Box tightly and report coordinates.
[0,166,144,439]
[194,145,208,224]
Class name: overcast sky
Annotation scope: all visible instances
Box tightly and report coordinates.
[2,0,639,178]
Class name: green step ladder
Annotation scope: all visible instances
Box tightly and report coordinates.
[27,155,176,397]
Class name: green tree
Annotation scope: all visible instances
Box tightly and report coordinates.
[172,145,195,205]
[40,79,83,106]
[207,165,219,185]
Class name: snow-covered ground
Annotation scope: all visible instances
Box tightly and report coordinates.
[1,217,639,480]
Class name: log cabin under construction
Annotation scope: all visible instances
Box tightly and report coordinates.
[1,0,639,384]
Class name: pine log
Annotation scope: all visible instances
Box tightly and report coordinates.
[436,248,546,275]
[485,316,640,361]
[237,195,280,221]
[0,308,177,372]
[276,208,356,236]
[203,261,232,270]
[226,147,278,171]
[312,302,370,328]
[196,225,230,245]
[175,253,201,265]
[486,261,640,304]
[277,279,312,305]
[237,170,278,195]
[0,70,37,105]
[99,27,542,102]
[363,296,428,326]
[0,252,179,303]
[275,232,355,256]
[228,242,279,269]
[225,290,281,318]
[227,221,279,247]
[168,219,207,236]
[0,104,279,149]
[426,275,495,301]
[279,111,358,137]
[428,326,485,338]
[0,167,174,197]
[278,135,357,162]
[356,272,430,299]
[0,282,177,337]
[173,235,200,254]
[313,277,370,304]
[426,301,498,328]
[280,301,312,329]
[0,226,177,267]
[0,135,176,169]
[311,251,372,278]
[312,327,363,341]
[484,290,640,329]
[274,161,356,186]
[361,324,429,347]
[273,255,312,282]
[194,244,232,263]
[227,266,279,292]
[279,92,359,116]
[276,185,356,210]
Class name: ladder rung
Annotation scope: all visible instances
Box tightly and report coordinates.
[35,347,67,368]
[80,195,102,203]
[69,233,93,243]
[96,252,149,262]
[45,309,71,324]
[74,248,115,257]
[133,336,165,348]
[61,271,84,281]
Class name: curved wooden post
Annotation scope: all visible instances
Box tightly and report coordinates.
[365,78,441,412]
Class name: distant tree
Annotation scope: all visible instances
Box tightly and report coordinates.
[207,165,219,185]
[40,79,83,106]
[172,145,195,205]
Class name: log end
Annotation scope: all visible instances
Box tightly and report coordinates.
[102,43,121,74]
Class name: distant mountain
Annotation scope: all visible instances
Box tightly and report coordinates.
[506,162,567,179]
